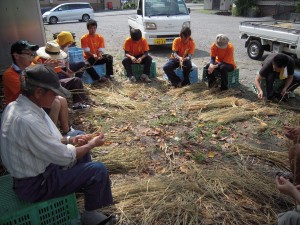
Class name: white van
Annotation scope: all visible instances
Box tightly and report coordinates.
[42,2,94,24]
[128,0,191,45]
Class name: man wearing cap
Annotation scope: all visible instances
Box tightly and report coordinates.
[0,64,114,225]
[163,27,195,87]
[205,34,236,91]
[254,53,300,101]
[2,40,71,135]
[35,41,89,110]
[81,19,114,81]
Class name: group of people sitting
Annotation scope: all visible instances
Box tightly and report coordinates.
[1,18,300,225]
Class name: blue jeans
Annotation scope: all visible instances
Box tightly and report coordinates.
[13,153,113,211]
[163,58,192,86]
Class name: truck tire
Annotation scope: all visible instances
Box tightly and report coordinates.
[247,40,264,60]
[49,16,58,24]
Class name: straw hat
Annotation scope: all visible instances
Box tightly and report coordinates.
[216,34,229,49]
[36,41,67,60]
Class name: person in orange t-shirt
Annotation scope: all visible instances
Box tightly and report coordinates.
[163,27,195,87]
[2,40,71,135]
[205,34,236,90]
[81,19,113,81]
[122,28,152,83]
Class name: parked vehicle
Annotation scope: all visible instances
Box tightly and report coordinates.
[128,0,191,45]
[239,20,300,60]
[42,2,94,24]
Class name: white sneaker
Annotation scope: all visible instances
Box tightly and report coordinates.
[72,103,90,110]
[129,76,137,82]
[141,74,151,83]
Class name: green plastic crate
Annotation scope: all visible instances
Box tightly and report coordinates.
[124,61,157,80]
[202,68,240,88]
[0,175,80,225]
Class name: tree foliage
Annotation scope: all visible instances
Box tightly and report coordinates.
[234,0,257,16]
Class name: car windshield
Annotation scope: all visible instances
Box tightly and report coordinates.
[144,0,188,17]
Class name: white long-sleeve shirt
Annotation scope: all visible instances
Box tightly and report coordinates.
[0,95,76,178]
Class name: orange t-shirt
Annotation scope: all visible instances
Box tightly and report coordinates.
[32,56,63,73]
[81,34,105,59]
[172,37,195,57]
[2,66,21,104]
[210,42,236,69]
[123,37,149,56]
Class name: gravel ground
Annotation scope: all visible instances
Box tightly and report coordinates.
[43,8,295,94]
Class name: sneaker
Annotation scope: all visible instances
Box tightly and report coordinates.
[72,103,90,110]
[129,76,137,82]
[141,74,151,83]
[288,91,296,98]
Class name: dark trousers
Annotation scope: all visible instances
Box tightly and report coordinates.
[205,63,234,90]
[87,54,114,77]
[13,153,113,211]
[122,54,152,77]
[163,58,192,86]
[59,77,85,104]
[265,72,300,99]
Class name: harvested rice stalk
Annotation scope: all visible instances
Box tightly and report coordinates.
[233,143,289,170]
[188,97,246,111]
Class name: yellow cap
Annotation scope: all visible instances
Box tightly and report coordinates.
[55,31,74,47]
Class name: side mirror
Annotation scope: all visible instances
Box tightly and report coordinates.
[58,8,62,11]
[137,9,142,15]
[188,8,190,14]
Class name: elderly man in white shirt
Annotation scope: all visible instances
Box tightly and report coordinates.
[0,64,114,225]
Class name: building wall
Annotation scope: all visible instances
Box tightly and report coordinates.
[39,0,121,10]
[204,0,232,11]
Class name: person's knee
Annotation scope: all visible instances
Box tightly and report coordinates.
[278,210,300,225]
[90,162,108,181]
[163,64,169,73]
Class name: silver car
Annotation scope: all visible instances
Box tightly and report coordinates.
[42,2,95,24]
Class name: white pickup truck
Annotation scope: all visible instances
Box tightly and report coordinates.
[239,20,300,60]
[128,0,191,45]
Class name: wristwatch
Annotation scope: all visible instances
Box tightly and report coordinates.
[66,136,71,144]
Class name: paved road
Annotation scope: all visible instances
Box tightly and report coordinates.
[44,8,264,89]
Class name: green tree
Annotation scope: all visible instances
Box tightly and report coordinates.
[234,0,257,16]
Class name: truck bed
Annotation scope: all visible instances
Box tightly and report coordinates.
[239,20,300,45]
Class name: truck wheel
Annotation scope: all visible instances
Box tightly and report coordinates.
[49,16,58,24]
[82,14,90,22]
[247,40,264,60]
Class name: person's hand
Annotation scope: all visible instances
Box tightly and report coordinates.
[284,126,300,142]
[258,90,263,99]
[97,53,103,60]
[280,88,287,97]
[136,58,142,64]
[207,64,216,74]
[276,176,299,198]
[131,57,137,63]
[44,58,61,68]
[70,134,92,146]
[89,133,106,148]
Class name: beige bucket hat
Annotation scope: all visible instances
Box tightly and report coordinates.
[36,41,67,60]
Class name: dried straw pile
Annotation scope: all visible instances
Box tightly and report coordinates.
[72,75,297,224]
